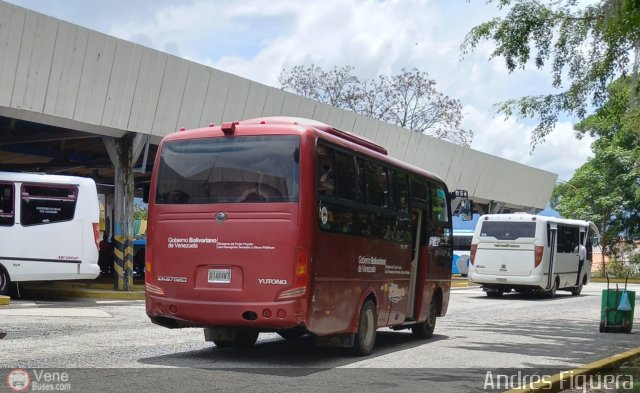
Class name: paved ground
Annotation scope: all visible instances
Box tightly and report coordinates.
[0,283,638,392]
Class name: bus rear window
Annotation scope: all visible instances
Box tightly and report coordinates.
[479,222,536,240]
[155,135,300,204]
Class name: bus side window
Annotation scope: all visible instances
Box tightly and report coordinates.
[431,185,449,223]
[364,160,389,208]
[21,184,78,226]
[355,158,365,203]
[0,182,14,226]
[334,151,356,201]
[394,171,409,214]
[317,145,335,197]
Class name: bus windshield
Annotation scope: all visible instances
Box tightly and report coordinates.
[155,135,300,204]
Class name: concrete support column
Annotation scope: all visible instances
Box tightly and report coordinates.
[103,133,148,291]
[488,201,505,214]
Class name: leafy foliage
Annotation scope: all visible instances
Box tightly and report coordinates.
[278,65,474,147]
[462,0,640,147]
[551,78,640,260]
[133,205,147,220]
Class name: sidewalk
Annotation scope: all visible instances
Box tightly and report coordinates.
[16,278,144,300]
[451,276,478,288]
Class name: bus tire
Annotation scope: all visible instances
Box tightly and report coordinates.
[277,327,307,341]
[0,265,10,296]
[412,300,437,339]
[486,290,503,298]
[352,299,377,356]
[212,329,259,348]
[571,283,583,296]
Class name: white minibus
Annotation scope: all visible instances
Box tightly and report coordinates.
[0,171,101,295]
[468,213,599,297]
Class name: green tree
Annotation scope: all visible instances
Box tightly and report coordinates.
[278,65,474,147]
[133,205,147,220]
[551,78,640,266]
[462,0,640,147]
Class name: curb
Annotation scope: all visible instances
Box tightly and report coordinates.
[503,347,640,393]
[0,295,9,305]
[591,277,640,284]
[19,287,144,301]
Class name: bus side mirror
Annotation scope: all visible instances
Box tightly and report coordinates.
[461,199,473,221]
[451,189,468,199]
[142,183,150,204]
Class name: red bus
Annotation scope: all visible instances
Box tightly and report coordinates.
[145,117,469,355]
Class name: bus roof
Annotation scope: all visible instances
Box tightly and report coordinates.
[478,213,593,228]
[162,116,445,186]
[0,171,96,186]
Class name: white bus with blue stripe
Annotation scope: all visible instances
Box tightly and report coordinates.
[0,172,101,295]
[452,229,474,276]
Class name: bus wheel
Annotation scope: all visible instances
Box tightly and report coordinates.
[486,290,503,298]
[571,283,583,296]
[0,265,10,296]
[211,329,259,348]
[352,300,377,356]
[412,300,437,339]
[277,327,307,341]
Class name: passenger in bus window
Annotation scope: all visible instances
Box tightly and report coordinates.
[167,190,190,204]
[317,146,334,196]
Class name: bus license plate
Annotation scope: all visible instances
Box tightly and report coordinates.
[208,269,231,283]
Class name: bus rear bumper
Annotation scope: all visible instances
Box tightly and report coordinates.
[469,272,546,290]
[145,294,308,330]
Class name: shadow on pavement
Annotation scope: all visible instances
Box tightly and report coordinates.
[139,331,448,374]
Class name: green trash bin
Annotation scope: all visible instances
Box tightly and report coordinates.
[600,289,635,333]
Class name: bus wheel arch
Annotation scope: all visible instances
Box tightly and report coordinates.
[412,288,442,339]
[0,264,11,296]
[432,287,443,316]
[351,291,378,330]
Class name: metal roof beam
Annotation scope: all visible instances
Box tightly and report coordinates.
[0,131,98,146]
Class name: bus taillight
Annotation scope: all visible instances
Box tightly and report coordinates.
[145,242,153,277]
[278,247,310,300]
[534,246,544,268]
[92,223,100,250]
[470,244,477,265]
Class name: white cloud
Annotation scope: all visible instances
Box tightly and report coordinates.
[465,106,594,181]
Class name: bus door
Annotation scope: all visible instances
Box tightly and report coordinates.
[546,223,558,290]
[405,208,424,319]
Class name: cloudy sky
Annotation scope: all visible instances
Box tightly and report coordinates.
[6,0,595,182]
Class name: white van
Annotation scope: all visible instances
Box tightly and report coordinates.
[468,213,599,297]
[0,172,101,295]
